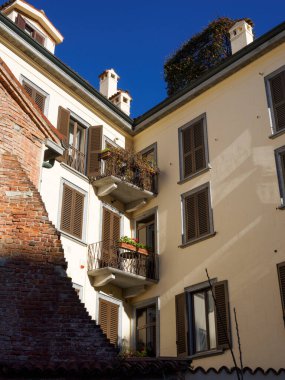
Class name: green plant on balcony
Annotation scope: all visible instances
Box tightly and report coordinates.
[117,236,149,255]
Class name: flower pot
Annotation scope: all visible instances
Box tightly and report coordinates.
[118,242,136,252]
[100,151,112,160]
[137,247,149,255]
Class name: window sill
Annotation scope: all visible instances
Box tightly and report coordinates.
[179,232,216,248]
[189,349,224,360]
[269,129,285,139]
[177,167,210,185]
[59,231,87,246]
[60,162,89,182]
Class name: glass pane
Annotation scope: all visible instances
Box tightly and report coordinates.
[137,329,146,352]
[136,308,146,329]
[146,223,155,252]
[69,120,75,146]
[147,305,156,324]
[137,226,147,246]
[193,292,207,352]
[146,326,156,356]
[207,289,216,349]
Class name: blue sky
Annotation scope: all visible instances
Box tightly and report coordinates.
[24,0,285,118]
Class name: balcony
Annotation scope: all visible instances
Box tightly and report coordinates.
[90,148,159,212]
[62,145,86,175]
[87,239,159,298]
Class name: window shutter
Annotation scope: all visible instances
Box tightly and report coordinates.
[23,82,33,98]
[102,208,120,265]
[60,184,73,234]
[99,298,119,346]
[60,184,84,239]
[182,119,206,178]
[33,31,45,46]
[72,190,84,239]
[213,280,231,350]
[87,125,102,177]
[270,72,285,132]
[34,91,45,112]
[277,262,285,321]
[184,186,210,242]
[57,106,70,143]
[15,14,26,30]
[175,292,188,357]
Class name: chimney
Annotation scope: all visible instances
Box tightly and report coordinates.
[229,20,253,54]
[99,69,132,116]
[99,68,119,99]
[109,90,132,116]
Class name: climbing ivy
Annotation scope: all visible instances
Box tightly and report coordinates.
[164,17,253,96]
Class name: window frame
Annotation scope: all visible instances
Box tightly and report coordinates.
[265,65,285,137]
[132,297,160,357]
[178,113,209,183]
[180,182,215,247]
[274,146,285,207]
[140,143,158,193]
[58,179,88,243]
[135,207,158,255]
[20,76,49,115]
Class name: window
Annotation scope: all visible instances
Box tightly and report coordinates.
[140,143,158,194]
[277,262,285,323]
[57,107,89,175]
[15,14,45,46]
[22,80,47,113]
[60,183,85,239]
[136,212,156,253]
[266,68,285,134]
[179,114,209,181]
[181,183,214,245]
[275,146,285,206]
[175,280,231,357]
[136,304,156,357]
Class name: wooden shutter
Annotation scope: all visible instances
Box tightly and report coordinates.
[175,292,188,357]
[213,280,231,350]
[87,125,102,177]
[99,298,119,346]
[277,262,285,321]
[102,207,120,265]
[184,186,210,242]
[57,106,70,143]
[33,31,45,46]
[23,82,46,112]
[60,184,84,239]
[23,82,33,98]
[182,120,206,178]
[15,14,26,30]
[270,72,285,132]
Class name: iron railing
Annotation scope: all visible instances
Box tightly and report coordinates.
[100,151,158,193]
[88,240,159,281]
[63,145,86,175]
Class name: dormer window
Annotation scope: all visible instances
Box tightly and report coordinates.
[15,14,45,46]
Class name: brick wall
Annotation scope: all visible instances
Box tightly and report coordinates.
[0,153,117,370]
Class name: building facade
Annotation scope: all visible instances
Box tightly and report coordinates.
[1,0,285,373]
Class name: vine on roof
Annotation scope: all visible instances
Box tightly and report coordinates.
[164,17,254,96]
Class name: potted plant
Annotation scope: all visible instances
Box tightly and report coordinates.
[100,148,112,160]
[117,236,149,255]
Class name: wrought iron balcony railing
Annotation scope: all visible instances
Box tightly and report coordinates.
[63,145,86,175]
[99,148,158,194]
[88,239,159,282]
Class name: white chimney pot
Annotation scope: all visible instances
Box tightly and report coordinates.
[229,20,253,54]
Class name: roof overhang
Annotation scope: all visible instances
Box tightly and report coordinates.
[1,0,63,44]
[0,12,134,134]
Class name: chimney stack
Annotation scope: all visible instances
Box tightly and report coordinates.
[99,69,132,116]
[229,20,253,54]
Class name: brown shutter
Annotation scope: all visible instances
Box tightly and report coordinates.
[175,292,188,357]
[34,91,45,112]
[102,207,120,265]
[182,120,206,178]
[23,82,33,98]
[99,298,119,346]
[60,184,73,234]
[87,125,102,177]
[60,184,84,239]
[277,262,285,321]
[184,186,210,242]
[33,31,45,46]
[57,106,70,143]
[213,280,231,350]
[15,14,26,30]
[270,72,285,132]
